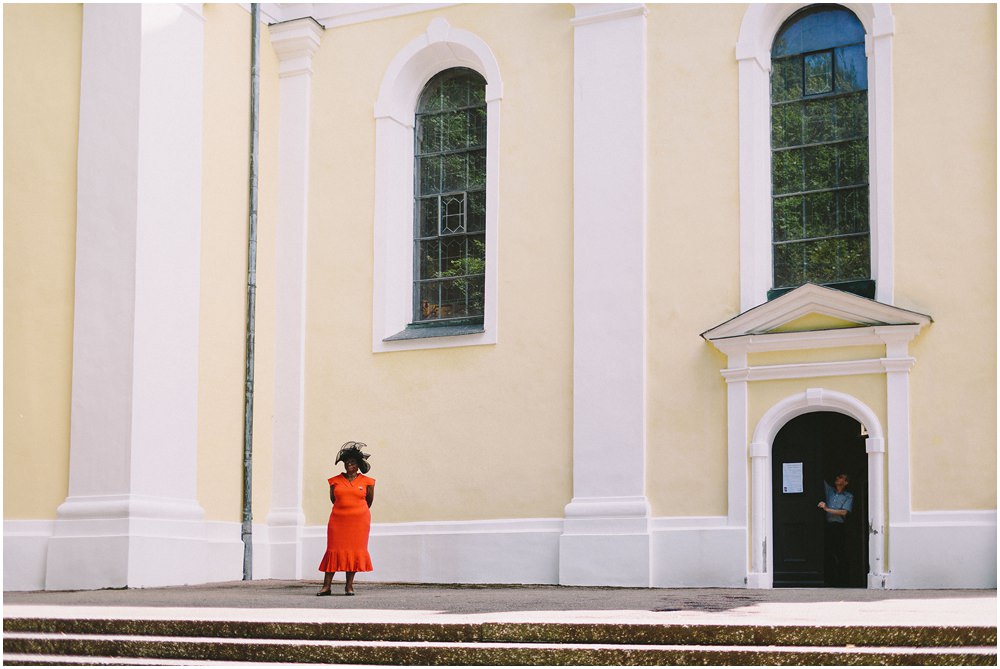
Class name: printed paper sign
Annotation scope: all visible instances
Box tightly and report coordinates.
[782,462,804,493]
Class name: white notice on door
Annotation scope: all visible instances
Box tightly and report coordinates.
[782,462,804,493]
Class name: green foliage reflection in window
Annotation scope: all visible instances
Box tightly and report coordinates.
[413,68,487,324]
[770,5,872,298]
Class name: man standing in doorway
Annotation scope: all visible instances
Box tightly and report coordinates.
[818,473,853,587]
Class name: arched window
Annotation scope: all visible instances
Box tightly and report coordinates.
[373,18,501,351]
[412,68,487,326]
[769,5,873,299]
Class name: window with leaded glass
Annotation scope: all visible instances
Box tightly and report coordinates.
[770,5,873,299]
[413,68,487,326]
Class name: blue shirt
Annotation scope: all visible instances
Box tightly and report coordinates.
[824,481,853,524]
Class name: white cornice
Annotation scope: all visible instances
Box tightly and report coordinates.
[269,18,324,77]
[246,3,454,28]
[571,4,647,27]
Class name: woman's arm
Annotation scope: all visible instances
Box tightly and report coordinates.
[329,484,336,505]
[366,484,375,508]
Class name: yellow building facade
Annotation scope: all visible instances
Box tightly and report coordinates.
[4,3,995,590]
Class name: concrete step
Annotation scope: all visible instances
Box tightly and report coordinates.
[4,616,996,647]
[4,632,997,666]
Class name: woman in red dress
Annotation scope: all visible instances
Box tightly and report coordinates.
[316,442,375,596]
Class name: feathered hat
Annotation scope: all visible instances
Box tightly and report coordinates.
[335,441,371,474]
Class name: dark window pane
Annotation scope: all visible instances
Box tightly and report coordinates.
[470,108,487,146]
[418,114,442,154]
[804,190,836,238]
[804,52,833,95]
[841,234,870,280]
[803,144,837,191]
[441,77,469,109]
[467,191,486,232]
[418,240,439,279]
[419,282,443,320]
[442,154,466,193]
[773,149,803,195]
[418,197,438,238]
[835,93,867,140]
[419,156,441,194]
[834,44,868,92]
[774,242,805,288]
[838,139,868,187]
[440,236,465,271]
[838,188,868,234]
[442,111,470,152]
[804,238,842,283]
[440,194,466,235]
[468,149,486,189]
[773,6,866,58]
[803,97,835,144]
[772,102,803,149]
[469,234,486,261]
[773,196,803,242]
[772,57,803,103]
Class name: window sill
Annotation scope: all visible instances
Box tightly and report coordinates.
[768,279,875,301]
[384,322,485,342]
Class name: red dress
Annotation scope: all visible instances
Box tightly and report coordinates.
[318,473,374,573]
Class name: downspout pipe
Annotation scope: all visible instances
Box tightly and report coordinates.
[242,2,261,581]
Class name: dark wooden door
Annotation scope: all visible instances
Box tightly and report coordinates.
[772,412,868,588]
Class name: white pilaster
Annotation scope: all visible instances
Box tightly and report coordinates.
[561,3,651,587]
[747,440,771,588]
[46,3,206,590]
[879,328,917,584]
[267,17,324,579]
[865,436,888,587]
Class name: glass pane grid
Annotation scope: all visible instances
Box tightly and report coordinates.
[413,68,487,324]
[769,8,870,293]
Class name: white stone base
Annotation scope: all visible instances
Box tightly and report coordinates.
[4,512,996,590]
[888,512,997,589]
[650,519,747,587]
[559,531,651,587]
[3,521,53,591]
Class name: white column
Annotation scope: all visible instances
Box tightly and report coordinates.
[865,436,887,587]
[868,11,895,304]
[735,45,772,312]
[267,18,323,579]
[880,329,917,586]
[560,3,650,587]
[746,440,771,588]
[721,348,750,527]
[46,4,206,590]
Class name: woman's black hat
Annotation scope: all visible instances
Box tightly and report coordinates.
[336,441,371,474]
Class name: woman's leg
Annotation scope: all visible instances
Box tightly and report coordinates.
[318,571,334,594]
[345,571,356,594]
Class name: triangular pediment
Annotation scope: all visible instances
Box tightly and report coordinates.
[701,284,932,341]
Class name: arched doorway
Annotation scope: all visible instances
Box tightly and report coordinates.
[771,412,869,587]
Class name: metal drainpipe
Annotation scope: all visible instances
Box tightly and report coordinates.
[242,2,261,581]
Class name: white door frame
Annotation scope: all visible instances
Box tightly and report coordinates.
[747,389,886,588]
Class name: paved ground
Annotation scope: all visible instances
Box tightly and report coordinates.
[4,580,996,627]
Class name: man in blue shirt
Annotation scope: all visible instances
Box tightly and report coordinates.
[818,473,853,586]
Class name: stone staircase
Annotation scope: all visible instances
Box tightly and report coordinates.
[4,616,996,665]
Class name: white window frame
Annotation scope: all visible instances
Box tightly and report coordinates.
[372,17,502,352]
[736,3,895,312]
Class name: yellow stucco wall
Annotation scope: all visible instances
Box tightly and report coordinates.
[197,4,278,522]
[4,3,994,531]
[302,4,576,525]
[893,4,996,510]
[646,3,745,517]
[3,4,82,520]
